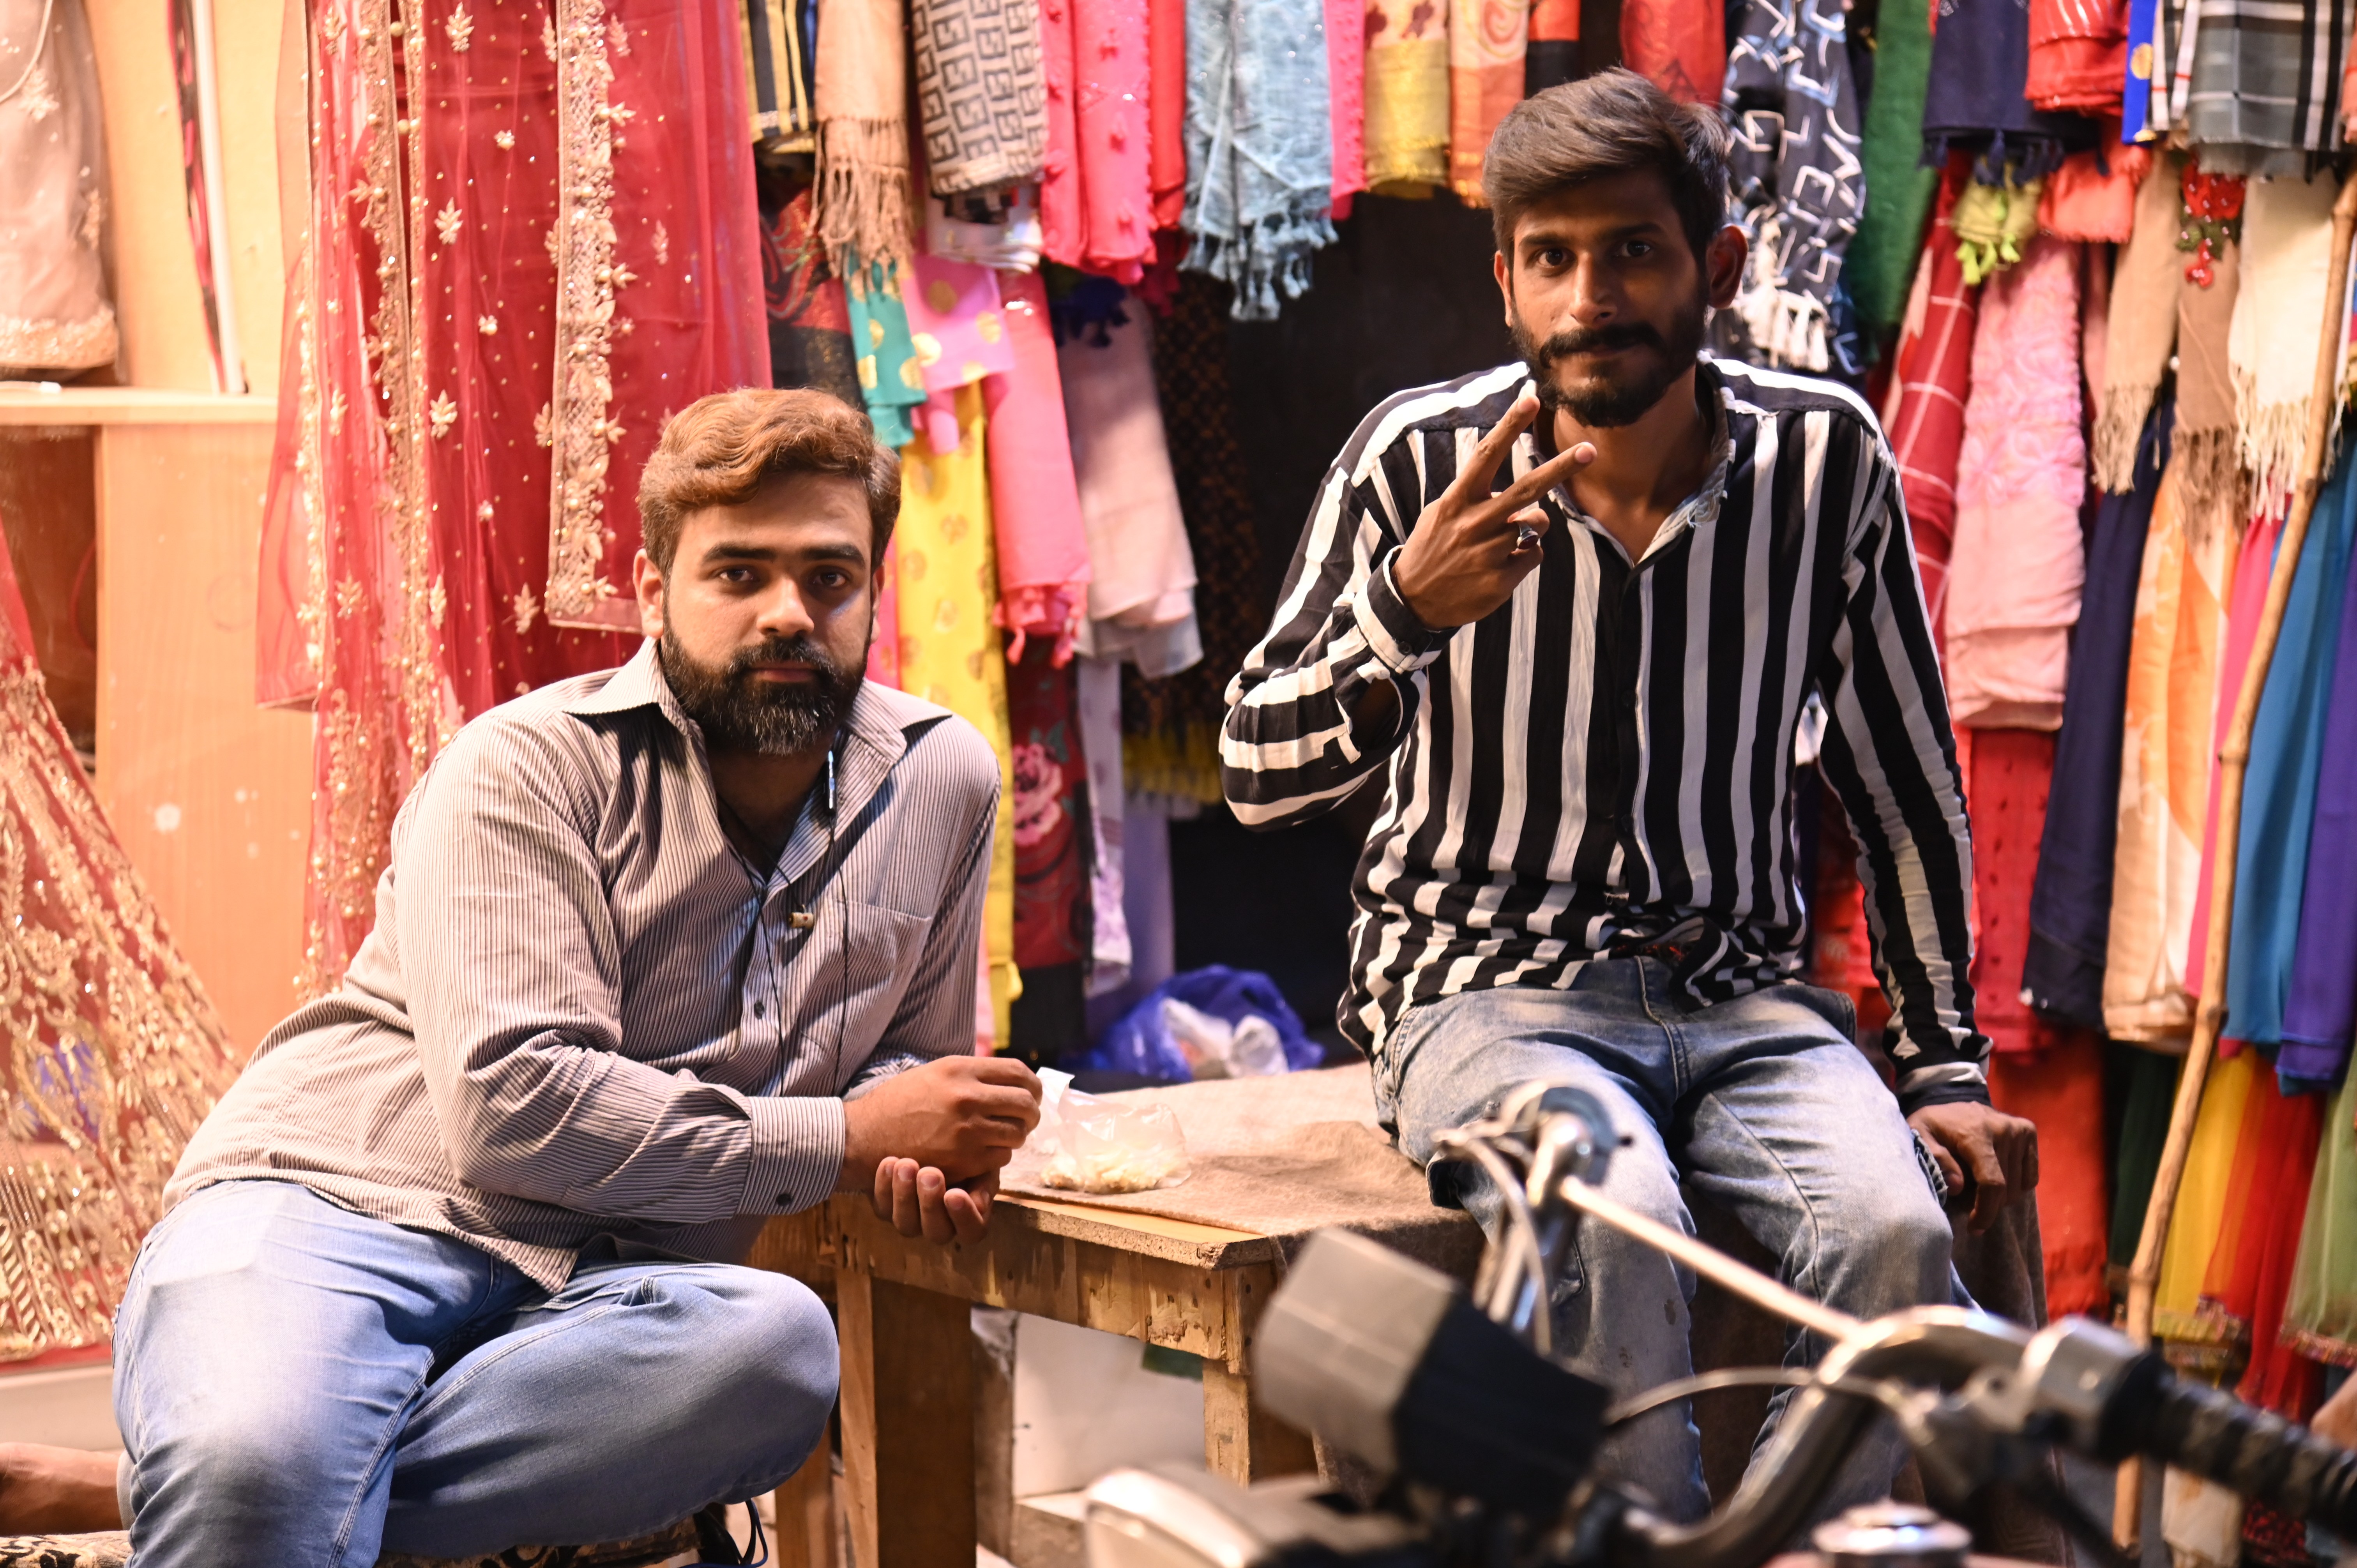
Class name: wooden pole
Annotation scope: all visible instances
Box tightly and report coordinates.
[2111,166,2357,1549]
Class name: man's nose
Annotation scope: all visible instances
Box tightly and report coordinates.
[1565,255,1622,323]
[753,581,816,638]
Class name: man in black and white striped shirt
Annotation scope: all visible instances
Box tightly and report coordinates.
[1223,72,2035,1517]
[106,391,1041,1567]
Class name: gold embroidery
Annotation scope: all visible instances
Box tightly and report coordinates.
[0,305,116,374]
[544,0,627,628]
[428,390,457,436]
[435,201,463,244]
[445,4,474,50]
[477,313,498,335]
[494,128,515,149]
[652,221,669,265]
[512,582,540,632]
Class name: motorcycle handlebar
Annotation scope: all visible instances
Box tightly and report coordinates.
[2133,1373,2357,1538]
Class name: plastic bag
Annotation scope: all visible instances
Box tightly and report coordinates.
[1161,998,1288,1079]
[1074,966,1321,1082]
[1024,1068,1191,1194]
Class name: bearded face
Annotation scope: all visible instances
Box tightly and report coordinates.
[659,625,865,757]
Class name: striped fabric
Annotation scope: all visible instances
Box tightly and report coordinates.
[167,643,1001,1289]
[745,0,818,155]
[1220,358,1991,1110]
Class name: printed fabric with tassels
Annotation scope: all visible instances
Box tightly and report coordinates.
[1720,0,1864,373]
[1182,0,1336,318]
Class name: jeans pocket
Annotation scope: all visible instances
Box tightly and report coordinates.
[1787,982,1859,1045]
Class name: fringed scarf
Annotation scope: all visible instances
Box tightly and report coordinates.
[2230,171,2343,514]
[1449,0,1528,202]
[2175,161,2247,538]
[1849,0,1938,339]
[1952,177,2044,283]
[1182,0,1336,318]
[1721,0,1864,373]
[2095,152,2184,492]
[1363,0,1449,188]
[815,0,913,263]
[2027,0,2129,110]
[2186,0,2353,175]
[911,0,1049,197]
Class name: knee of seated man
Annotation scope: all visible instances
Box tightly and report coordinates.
[700,1269,840,1412]
[1841,1177,1956,1301]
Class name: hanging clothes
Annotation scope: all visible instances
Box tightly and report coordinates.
[2281,524,2357,1085]
[1620,0,1723,102]
[1449,0,1529,202]
[1846,0,1938,341]
[1880,165,1980,643]
[762,184,862,409]
[1151,0,1189,227]
[2155,1046,2264,1356]
[745,0,820,155]
[983,271,1094,662]
[2124,0,2162,141]
[895,382,1021,1042]
[1989,1034,2111,1319]
[1327,0,1368,213]
[911,0,1050,197]
[2223,454,2357,1049]
[2173,162,2247,539]
[1182,0,1336,318]
[2026,404,2173,1028]
[2231,172,2345,516]
[843,258,929,449]
[1945,235,2085,730]
[0,0,114,375]
[1075,655,1134,997]
[0,527,242,1358]
[1968,728,2066,1057]
[1720,0,1865,374]
[2183,506,2282,1001]
[2105,455,2234,1044]
[925,186,1048,271]
[260,0,767,987]
[816,0,914,263]
[2026,0,2129,110]
[1921,0,2100,178]
[2283,1069,2357,1368]
[1058,297,1203,675]
[2096,153,2187,493]
[2204,1081,2325,1415]
[2110,1042,2182,1273]
[2038,138,2150,242]
[2183,0,2352,177]
[1362,0,1449,190]
[1006,644,1092,1063]
[1524,0,1581,95]
[1047,0,1157,280]
[900,253,1019,454]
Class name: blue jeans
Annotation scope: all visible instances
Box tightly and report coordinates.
[1376,960,1958,1523]
[113,1180,837,1568]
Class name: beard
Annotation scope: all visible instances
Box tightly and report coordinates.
[658,625,865,757]
[1510,293,1709,428]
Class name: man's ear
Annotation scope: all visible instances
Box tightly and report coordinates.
[1705,223,1747,311]
[1494,247,1514,327]
[633,548,666,639]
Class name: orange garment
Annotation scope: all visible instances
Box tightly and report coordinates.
[1447,0,1527,201]
[2198,1069,2326,1413]
[1990,1038,2111,1318]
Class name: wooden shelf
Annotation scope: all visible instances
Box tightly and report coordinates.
[0,387,276,426]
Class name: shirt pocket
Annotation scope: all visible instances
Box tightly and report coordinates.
[833,898,935,1049]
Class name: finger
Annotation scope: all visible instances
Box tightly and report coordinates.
[871,1156,895,1219]
[917,1166,955,1245]
[1924,1139,1964,1197]
[1964,1139,2008,1233]
[1485,438,1596,517]
[1506,505,1551,555]
[963,1170,999,1219]
[944,1187,989,1244]
[2018,1127,2041,1194]
[891,1160,924,1236]
[966,1084,1049,1124]
[1445,393,1542,505]
[967,1057,1044,1095]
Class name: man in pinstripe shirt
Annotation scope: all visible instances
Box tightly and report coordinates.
[1223,73,2035,1519]
[102,391,1041,1567]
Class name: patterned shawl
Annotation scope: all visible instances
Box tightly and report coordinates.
[1880,166,1979,638]
[2186,0,2352,175]
[2174,163,2247,537]
[744,0,819,155]
[1722,0,1864,373]
[816,0,913,263]
[1364,0,1449,187]
[912,0,1049,196]
[1848,0,1938,339]
[2096,154,2185,489]
[1182,0,1336,318]
[1623,0,1724,101]
[1449,0,1526,201]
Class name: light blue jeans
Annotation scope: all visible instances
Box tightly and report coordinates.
[112,1180,837,1568]
[1377,959,1959,1523]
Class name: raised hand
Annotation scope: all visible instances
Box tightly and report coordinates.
[1391,392,1594,630]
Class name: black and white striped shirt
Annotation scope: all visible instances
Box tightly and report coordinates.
[1222,357,1989,1111]
[168,642,1000,1288]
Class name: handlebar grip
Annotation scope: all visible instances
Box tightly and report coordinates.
[2146,1376,2357,1536]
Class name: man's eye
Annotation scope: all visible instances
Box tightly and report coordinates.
[1537,248,1569,268]
[1625,240,1654,258]
[720,566,754,584]
[814,570,849,590]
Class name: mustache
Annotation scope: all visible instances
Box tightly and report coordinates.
[1532,322,1667,361]
[725,632,845,683]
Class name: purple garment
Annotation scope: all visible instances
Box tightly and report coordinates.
[2279,507,2357,1086]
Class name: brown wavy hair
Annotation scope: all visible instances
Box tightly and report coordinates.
[1481,68,1732,267]
[637,388,900,570]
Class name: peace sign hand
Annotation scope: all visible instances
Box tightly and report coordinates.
[1391,392,1594,630]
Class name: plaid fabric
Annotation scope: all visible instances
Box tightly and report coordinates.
[1880,171,1981,640]
[2186,0,2355,172]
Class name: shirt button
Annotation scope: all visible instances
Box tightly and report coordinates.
[753,1000,766,1019]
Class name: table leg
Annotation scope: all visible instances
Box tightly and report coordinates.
[839,1267,977,1568]
[1201,1361,1317,1485]
[771,1417,837,1568]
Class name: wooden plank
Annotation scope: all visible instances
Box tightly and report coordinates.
[0,390,277,426]
[1201,1360,1318,1484]
[94,423,311,1052]
[213,0,288,395]
[838,1270,976,1568]
[82,0,212,390]
[771,1420,838,1568]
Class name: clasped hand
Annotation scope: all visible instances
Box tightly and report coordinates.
[839,1054,1042,1245]
[1392,392,1595,629]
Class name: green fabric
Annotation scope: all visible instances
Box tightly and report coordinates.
[843,255,926,449]
[1848,0,1939,341]
[2109,1044,2180,1270]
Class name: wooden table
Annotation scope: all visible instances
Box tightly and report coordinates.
[750,1190,1320,1568]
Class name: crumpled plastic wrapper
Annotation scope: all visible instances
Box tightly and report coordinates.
[1021,1068,1191,1194]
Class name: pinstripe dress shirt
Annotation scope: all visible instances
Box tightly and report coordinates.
[1222,357,1991,1112]
[168,642,1000,1288]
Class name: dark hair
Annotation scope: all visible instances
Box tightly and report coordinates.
[1481,68,1732,267]
[637,388,900,571]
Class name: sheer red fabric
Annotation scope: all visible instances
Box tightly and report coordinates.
[260,0,765,990]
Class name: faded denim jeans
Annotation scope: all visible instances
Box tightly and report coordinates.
[113,1179,837,1568]
[1377,959,1959,1523]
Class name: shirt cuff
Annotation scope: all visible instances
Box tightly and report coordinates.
[743,1094,849,1215]
[1353,551,1448,676]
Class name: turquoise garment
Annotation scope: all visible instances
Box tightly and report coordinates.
[2225,450,2357,1051]
[842,256,926,449]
